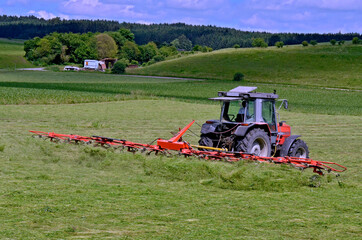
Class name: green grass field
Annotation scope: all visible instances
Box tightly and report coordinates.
[0,38,35,69]
[0,42,361,239]
[128,44,362,90]
[1,100,361,239]
[0,71,361,116]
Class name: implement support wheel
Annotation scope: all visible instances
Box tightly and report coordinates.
[288,139,309,158]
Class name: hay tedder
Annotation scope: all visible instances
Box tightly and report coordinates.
[30,87,347,175]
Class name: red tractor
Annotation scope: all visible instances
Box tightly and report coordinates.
[199,86,309,157]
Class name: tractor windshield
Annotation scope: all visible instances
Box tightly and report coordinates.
[222,100,255,123]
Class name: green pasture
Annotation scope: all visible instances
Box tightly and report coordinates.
[128,44,362,90]
[0,71,361,116]
[0,41,361,239]
[0,38,35,69]
[0,99,361,239]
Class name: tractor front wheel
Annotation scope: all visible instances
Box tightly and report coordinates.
[288,139,309,158]
[236,128,271,157]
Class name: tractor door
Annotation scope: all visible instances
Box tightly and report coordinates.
[262,100,278,142]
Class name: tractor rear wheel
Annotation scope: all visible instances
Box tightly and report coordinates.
[288,139,309,158]
[236,128,271,157]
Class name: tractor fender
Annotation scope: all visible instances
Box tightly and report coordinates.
[234,123,271,137]
[200,122,219,134]
[280,135,301,157]
[234,125,249,136]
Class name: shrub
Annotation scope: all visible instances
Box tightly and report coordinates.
[193,45,202,51]
[233,72,244,81]
[111,61,126,74]
[275,41,284,48]
[302,41,308,47]
[310,40,317,46]
[352,37,360,44]
[146,59,156,66]
[234,44,240,49]
[152,55,165,62]
[130,60,138,65]
[330,39,337,45]
[252,38,268,48]
[338,40,345,45]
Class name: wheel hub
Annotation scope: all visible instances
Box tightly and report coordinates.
[296,148,307,158]
[251,143,261,155]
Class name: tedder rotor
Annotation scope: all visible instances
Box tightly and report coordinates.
[30,86,347,176]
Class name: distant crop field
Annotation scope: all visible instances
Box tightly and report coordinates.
[0,71,361,116]
[129,44,362,90]
[0,38,35,69]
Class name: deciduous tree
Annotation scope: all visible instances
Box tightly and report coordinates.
[96,33,118,59]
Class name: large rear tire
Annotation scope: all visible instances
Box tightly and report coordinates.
[288,139,309,158]
[236,128,271,157]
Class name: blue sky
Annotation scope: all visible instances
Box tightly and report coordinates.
[1,0,361,33]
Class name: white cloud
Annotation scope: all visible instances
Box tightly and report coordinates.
[242,14,273,28]
[27,10,69,20]
[59,14,70,20]
[170,16,207,25]
[62,0,146,19]
[136,20,152,25]
[28,10,55,19]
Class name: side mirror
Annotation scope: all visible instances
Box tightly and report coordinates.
[283,100,288,109]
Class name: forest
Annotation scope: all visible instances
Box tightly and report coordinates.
[1,15,361,49]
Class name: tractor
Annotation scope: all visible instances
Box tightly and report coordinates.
[198,86,309,158]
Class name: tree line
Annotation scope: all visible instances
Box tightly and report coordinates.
[23,29,207,67]
[1,15,361,50]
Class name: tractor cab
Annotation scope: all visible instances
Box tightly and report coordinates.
[211,86,279,133]
[199,86,308,158]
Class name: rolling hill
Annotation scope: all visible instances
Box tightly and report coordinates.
[0,38,35,69]
[128,43,362,90]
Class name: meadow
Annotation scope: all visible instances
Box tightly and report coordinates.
[128,43,362,90]
[0,99,361,239]
[0,41,361,239]
[0,71,361,116]
[0,38,35,69]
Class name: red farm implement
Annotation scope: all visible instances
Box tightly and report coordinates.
[30,120,346,176]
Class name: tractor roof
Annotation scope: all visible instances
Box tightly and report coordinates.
[209,86,278,101]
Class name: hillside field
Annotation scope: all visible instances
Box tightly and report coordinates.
[0,38,35,69]
[128,43,362,90]
[0,41,361,238]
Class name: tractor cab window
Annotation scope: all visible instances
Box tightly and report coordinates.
[222,100,255,123]
[262,100,276,131]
